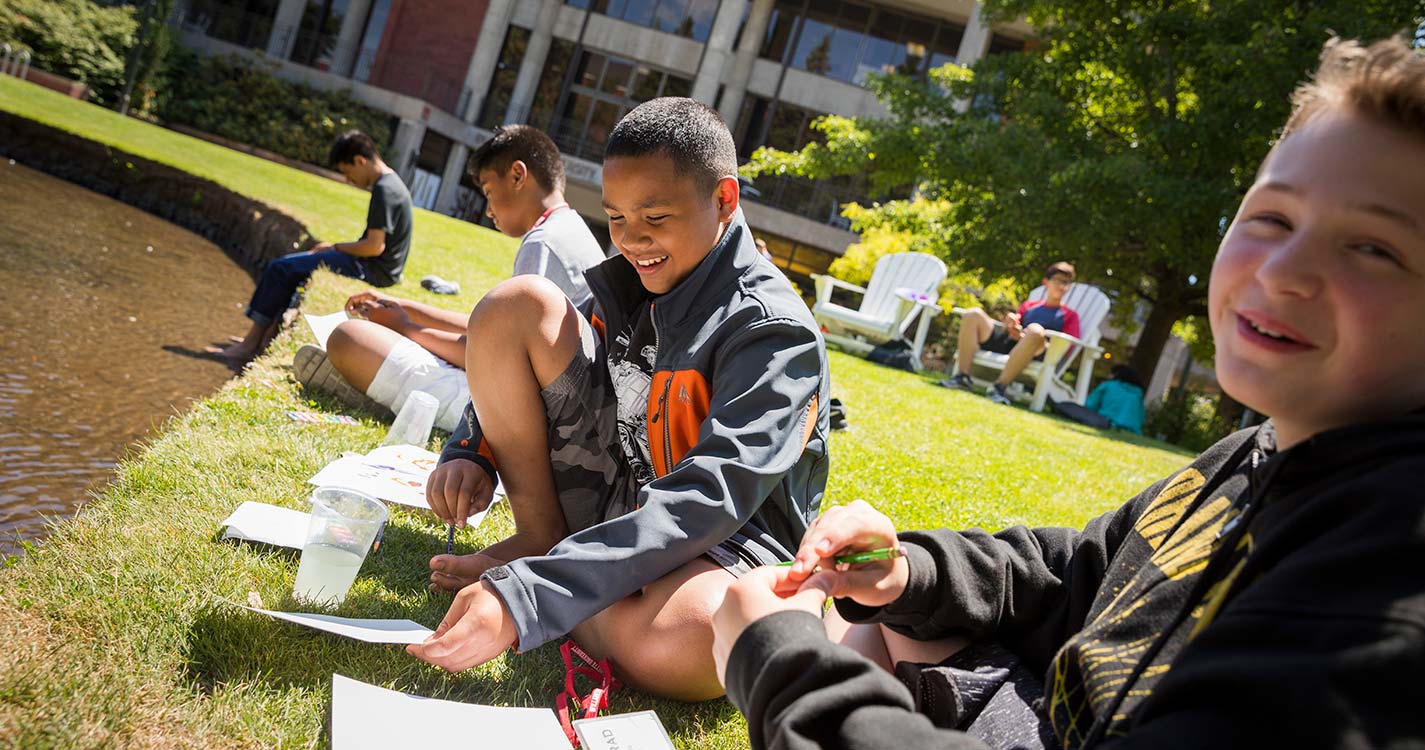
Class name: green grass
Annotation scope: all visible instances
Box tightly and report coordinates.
[0,77,1193,749]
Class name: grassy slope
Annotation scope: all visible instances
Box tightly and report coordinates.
[0,76,1193,749]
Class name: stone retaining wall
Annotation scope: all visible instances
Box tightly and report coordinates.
[0,110,312,280]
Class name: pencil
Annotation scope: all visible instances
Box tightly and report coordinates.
[777,547,904,567]
[446,523,455,555]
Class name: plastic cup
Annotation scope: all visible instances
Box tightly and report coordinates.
[292,487,388,606]
[381,390,439,447]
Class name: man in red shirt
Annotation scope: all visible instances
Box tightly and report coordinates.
[944,262,1080,404]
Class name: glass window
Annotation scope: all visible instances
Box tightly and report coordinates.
[928,21,964,70]
[569,0,715,42]
[660,74,692,98]
[576,52,605,88]
[528,39,575,130]
[855,10,905,83]
[601,58,634,97]
[988,34,1025,55]
[478,25,530,129]
[351,0,391,80]
[760,0,800,62]
[415,131,453,173]
[621,0,657,26]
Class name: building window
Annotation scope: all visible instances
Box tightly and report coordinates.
[544,49,692,160]
[565,0,719,42]
[757,232,836,289]
[290,0,349,69]
[988,34,1026,55]
[350,0,393,81]
[759,0,968,84]
[478,26,531,129]
[185,0,279,49]
[528,39,577,131]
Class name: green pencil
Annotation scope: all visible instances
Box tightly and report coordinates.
[777,547,903,567]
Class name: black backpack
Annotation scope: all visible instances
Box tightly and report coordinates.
[865,339,917,372]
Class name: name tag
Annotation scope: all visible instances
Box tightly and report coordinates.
[573,711,675,750]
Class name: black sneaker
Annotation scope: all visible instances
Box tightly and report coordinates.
[828,397,848,431]
[940,373,975,391]
[986,383,1012,405]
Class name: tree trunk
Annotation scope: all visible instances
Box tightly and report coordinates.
[1129,298,1185,389]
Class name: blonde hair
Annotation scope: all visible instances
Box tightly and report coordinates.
[1283,35,1425,141]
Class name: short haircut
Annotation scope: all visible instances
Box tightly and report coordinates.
[1282,35,1425,144]
[328,130,379,167]
[604,97,738,194]
[468,124,565,193]
[1044,261,1076,281]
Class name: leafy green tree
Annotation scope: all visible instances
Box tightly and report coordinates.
[0,0,137,104]
[743,1,1423,384]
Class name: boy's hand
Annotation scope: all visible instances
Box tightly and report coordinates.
[712,565,831,687]
[310,241,335,253]
[427,459,495,528]
[786,500,910,609]
[344,289,394,315]
[345,290,413,332]
[407,581,517,671]
[1004,312,1023,339]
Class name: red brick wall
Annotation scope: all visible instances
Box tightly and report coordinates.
[369,0,488,114]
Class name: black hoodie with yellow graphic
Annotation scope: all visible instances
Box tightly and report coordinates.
[727,410,1425,749]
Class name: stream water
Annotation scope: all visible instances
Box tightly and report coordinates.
[0,159,254,556]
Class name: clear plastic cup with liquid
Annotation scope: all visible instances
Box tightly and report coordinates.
[292,487,388,606]
[380,389,439,448]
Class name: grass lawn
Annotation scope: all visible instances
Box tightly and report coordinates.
[0,77,1194,750]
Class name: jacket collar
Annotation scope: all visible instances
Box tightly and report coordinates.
[585,211,757,329]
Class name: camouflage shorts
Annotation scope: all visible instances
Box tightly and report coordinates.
[539,315,780,577]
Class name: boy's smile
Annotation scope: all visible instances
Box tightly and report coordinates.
[1210,106,1425,448]
[601,154,738,295]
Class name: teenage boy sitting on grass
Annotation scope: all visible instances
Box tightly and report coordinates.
[294,126,605,432]
[405,98,830,702]
[713,35,1425,748]
[943,262,1080,405]
[214,131,412,364]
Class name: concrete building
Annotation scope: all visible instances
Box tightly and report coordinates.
[172,0,1031,287]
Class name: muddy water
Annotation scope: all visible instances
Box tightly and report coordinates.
[0,160,254,555]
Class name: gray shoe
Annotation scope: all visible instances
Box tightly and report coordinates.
[986,384,1012,405]
[293,344,385,412]
[940,373,975,391]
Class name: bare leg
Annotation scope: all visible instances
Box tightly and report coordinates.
[955,308,995,375]
[326,320,406,393]
[824,604,967,674]
[429,277,578,591]
[571,557,734,702]
[208,320,275,362]
[996,323,1047,385]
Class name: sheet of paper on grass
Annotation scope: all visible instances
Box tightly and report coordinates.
[575,711,677,750]
[331,674,570,750]
[304,310,349,350]
[219,501,310,550]
[307,445,504,525]
[227,600,432,644]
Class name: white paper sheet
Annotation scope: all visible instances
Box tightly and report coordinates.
[304,310,349,350]
[228,601,433,644]
[219,501,310,550]
[331,674,570,750]
[574,711,677,750]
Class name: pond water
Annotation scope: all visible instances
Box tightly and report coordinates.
[0,159,254,556]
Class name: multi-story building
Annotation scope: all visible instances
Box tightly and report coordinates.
[172,0,1030,287]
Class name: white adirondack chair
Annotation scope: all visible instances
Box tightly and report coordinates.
[952,283,1112,412]
[812,252,947,371]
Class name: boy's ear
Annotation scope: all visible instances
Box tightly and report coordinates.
[509,160,529,190]
[715,175,740,223]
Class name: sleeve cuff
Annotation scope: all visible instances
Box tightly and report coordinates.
[833,539,937,624]
[481,563,544,653]
[726,610,828,713]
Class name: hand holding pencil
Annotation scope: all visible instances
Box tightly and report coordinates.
[784,499,910,609]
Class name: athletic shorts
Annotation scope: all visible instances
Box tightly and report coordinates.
[894,642,1055,750]
[980,330,1046,361]
[365,337,469,433]
[539,314,783,577]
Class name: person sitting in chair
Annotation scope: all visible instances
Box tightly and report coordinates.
[942,262,1080,405]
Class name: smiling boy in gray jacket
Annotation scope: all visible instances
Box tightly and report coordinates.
[405,97,829,701]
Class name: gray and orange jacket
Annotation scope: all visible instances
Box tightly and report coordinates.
[439,216,830,651]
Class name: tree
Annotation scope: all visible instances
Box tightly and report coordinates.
[742,0,1424,385]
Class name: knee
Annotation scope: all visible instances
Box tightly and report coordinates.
[1022,323,1047,341]
[467,276,570,339]
[325,319,378,364]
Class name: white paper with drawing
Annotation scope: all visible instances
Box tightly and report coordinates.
[330,674,569,750]
[307,445,504,525]
[227,601,432,644]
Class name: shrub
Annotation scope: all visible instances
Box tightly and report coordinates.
[156,47,393,167]
[1145,389,1233,452]
[0,0,137,104]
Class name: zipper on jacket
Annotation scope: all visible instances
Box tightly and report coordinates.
[648,302,673,476]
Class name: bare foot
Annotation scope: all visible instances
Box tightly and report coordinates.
[204,341,259,363]
[429,551,507,592]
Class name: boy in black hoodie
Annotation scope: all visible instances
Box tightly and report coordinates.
[712,35,1425,749]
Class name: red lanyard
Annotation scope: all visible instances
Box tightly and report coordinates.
[533,203,569,229]
[556,639,621,748]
